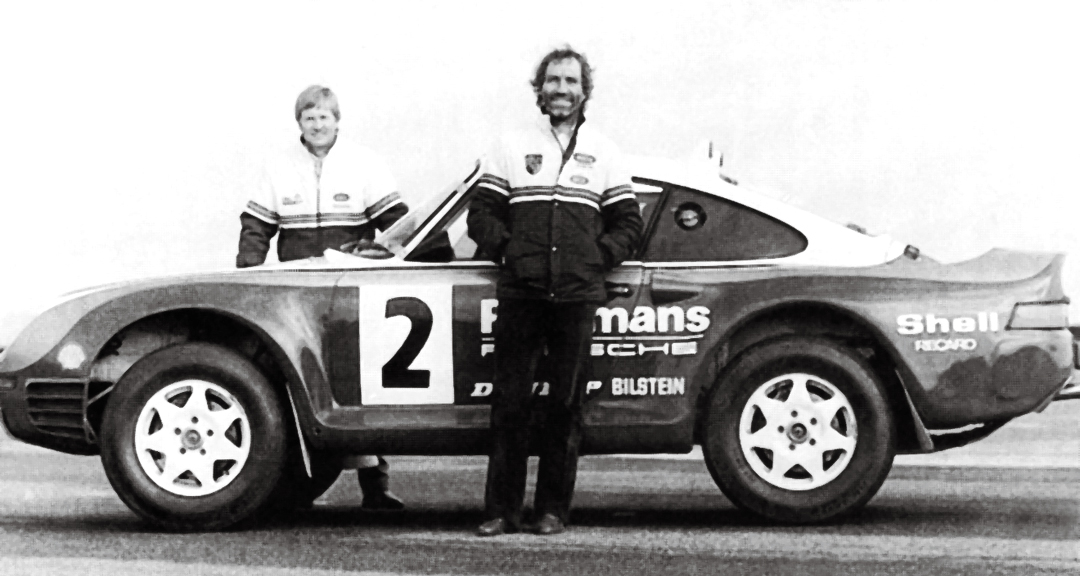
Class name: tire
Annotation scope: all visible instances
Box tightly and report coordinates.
[100,343,287,531]
[702,336,895,523]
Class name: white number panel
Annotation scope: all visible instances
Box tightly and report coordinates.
[358,284,454,405]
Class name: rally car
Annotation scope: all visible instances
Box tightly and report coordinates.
[0,158,1073,531]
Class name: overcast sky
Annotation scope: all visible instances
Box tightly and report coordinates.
[1,0,1079,343]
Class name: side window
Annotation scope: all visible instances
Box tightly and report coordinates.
[406,186,483,263]
[632,180,663,234]
[447,213,478,259]
[642,185,807,262]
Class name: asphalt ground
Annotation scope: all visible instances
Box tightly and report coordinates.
[0,402,1076,575]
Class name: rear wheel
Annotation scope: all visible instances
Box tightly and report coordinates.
[100,343,287,531]
[702,337,895,523]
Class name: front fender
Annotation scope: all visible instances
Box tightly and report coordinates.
[0,275,341,453]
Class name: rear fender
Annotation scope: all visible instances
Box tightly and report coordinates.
[697,302,932,453]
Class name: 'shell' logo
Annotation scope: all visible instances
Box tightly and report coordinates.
[897,312,999,335]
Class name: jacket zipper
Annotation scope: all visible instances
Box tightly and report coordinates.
[548,128,569,299]
[315,157,323,249]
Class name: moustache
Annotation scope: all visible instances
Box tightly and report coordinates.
[545,94,578,104]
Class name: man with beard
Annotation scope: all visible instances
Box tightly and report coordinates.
[237,85,407,511]
[467,47,643,536]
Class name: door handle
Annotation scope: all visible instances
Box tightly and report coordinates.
[605,282,635,300]
[650,281,703,305]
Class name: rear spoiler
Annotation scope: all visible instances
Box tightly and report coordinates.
[692,139,738,186]
[1058,328,1080,401]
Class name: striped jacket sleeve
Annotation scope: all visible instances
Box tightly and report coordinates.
[597,151,643,269]
[466,147,512,262]
[237,167,280,268]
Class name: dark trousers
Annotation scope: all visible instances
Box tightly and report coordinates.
[484,298,598,528]
[356,456,391,493]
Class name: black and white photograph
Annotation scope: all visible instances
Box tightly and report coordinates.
[0,1,1076,574]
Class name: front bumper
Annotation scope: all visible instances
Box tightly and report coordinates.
[0,376,102,455]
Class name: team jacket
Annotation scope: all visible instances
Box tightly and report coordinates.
[467,115,643,303]
[237,136,407,267]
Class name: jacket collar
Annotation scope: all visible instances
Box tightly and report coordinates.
[535,111,586,136]
[298,133,340,158]
[537,111,586,165]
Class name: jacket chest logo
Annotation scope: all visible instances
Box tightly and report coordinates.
[282,194,304,206]
[573,153,596,164]
[525,154,543,175]
[333,193,350,202]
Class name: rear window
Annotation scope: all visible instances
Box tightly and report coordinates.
[641,183,807,262]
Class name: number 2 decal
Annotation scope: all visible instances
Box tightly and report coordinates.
[382,297,432,388]
[359,285,454,405]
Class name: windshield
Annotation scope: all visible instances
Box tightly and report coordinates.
[381,161,480,255]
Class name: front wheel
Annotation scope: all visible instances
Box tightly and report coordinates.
[100,343,287,531]
[702,337,895,523]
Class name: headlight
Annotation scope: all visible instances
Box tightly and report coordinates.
[1007,301,1070,330]
[57,344,88,370]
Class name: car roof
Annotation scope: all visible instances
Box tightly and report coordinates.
[626,155,907,267]
[264,156,908,271]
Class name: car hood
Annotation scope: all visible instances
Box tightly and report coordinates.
[0,267,256,361]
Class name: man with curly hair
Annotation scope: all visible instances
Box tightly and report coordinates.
[468,47,643,536]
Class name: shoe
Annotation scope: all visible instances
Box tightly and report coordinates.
[357,463,405,510]
[533,513,565,535]
[360,491,406,511]
[477,518,512,537]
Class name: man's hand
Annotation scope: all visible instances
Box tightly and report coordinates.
[340,239,395,259]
